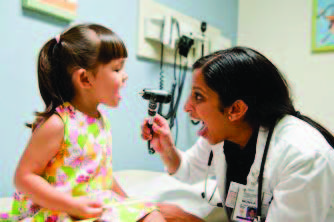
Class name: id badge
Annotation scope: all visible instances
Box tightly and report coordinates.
[232,187,258,222]
[225,182,245,208]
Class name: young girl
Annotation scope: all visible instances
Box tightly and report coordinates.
[2,24,165,222]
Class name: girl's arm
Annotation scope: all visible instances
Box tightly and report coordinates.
[14,114,100,217]
[111,176,128,198]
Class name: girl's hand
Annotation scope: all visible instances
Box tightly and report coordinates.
[141,115,174,154]
[67,196,103,220]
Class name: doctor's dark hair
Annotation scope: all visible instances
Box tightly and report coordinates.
[27,24,127,130]
[193,46,334,147]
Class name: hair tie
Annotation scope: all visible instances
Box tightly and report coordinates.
[55,34,60,44]
[295,111,302,118]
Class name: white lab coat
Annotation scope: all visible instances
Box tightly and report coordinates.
[173,115,334,221]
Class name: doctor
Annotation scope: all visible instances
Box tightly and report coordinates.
[141,46,334,222]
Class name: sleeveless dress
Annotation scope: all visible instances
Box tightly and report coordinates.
[0,102,157,222]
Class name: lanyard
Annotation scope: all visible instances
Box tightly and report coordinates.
[256,126,274,222]
[203,125,275,221]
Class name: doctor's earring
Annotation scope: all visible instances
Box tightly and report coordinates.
[228,116,232,121]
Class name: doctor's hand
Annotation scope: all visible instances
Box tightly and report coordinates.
[157,203,204,222]
[141,115,174,154]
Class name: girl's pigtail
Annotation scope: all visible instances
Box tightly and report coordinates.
[27,37,63,131]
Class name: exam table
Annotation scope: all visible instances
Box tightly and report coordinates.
[0,170,227,221]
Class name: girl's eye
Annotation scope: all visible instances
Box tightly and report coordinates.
[114,69,120,72]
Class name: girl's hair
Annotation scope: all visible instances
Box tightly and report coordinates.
[28,24,127,130]
[193,46,334,147]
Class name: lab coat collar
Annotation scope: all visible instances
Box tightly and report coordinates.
[246,126,270,187]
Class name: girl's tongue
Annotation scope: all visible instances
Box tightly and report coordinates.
[198,122,208,137]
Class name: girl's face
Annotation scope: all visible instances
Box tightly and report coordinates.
[93,58,128,107]
[184,68,231,144]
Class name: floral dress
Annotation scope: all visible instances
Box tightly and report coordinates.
[0,102,156,222]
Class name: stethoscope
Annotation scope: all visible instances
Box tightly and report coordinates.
[201,126,274,222]
[201,150,224,207]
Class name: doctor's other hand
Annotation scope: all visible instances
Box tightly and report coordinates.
[141,115,174,154]
[157,203,204,222]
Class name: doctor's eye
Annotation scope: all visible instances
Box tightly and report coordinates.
[194,92,203,102]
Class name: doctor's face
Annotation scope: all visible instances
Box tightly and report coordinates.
[184,69,231,144]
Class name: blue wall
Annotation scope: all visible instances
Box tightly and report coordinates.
[0,0,238,196]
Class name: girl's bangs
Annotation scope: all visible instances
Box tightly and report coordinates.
[98,34,128,63]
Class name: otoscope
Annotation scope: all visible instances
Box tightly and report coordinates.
[140,89,172,154]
